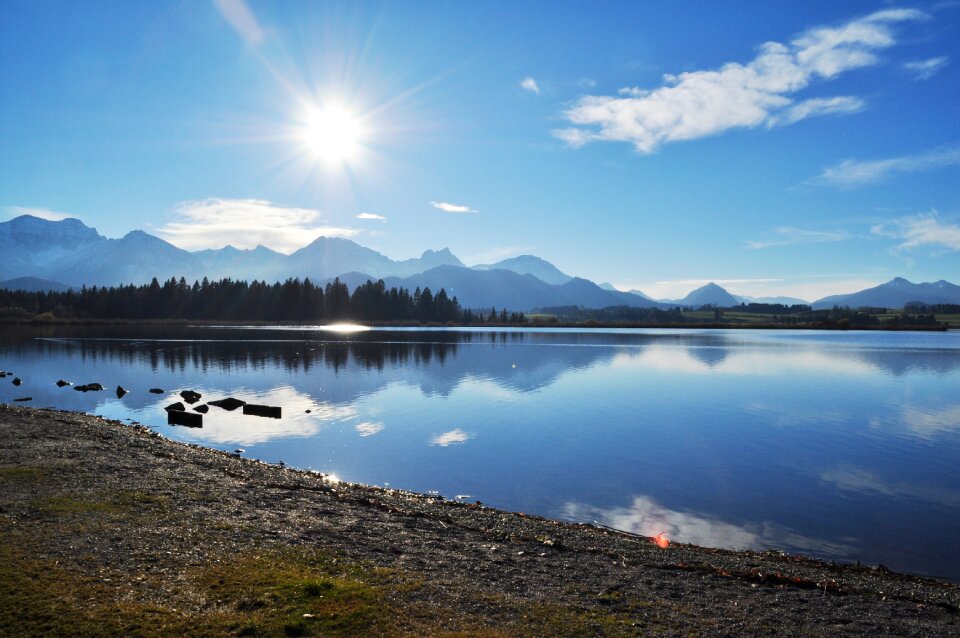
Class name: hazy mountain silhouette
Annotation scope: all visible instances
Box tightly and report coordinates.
[381,266,661,311]
[665,282,740,307]
[5,216,957,311]
[812,278,960,309]
[0,276,72,292]
[473,255,572,285]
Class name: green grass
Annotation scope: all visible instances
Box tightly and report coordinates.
[30,490,170,517]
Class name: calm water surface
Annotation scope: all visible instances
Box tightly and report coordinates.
[2,325,960,581]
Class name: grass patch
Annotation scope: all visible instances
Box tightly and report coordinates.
[194,550,408,636]
[0,465,47,482]
[30,490,169,517]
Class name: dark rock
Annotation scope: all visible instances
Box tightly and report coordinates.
[56,380,71,387]
[167,410,202,428]
[149,388,164,394]
[193,404,209,414]
[306,409,312,413]
[164,402,186,412]
[12,377,22,386]
[116,386,128,398]
[74,383,105,392]
[0,372,5,378]
[179,390,202,404]
[242,404,282,419]
[209,397,246,411]
[13,397,31,402]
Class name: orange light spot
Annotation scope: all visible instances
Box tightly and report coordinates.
[653,532,670,549]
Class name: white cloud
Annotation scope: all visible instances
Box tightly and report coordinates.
[747,226,850,249]
[156,198,359,253]
[356,212,386,221]
[430,201,477,214]
[771,96,865,126]
[903,56,948,80]
[520,77,540,95]
[871,211,960,252]
[430,428,471,446]
[816,146,960,187]
[4,206,78,222]
[554,9,926,153]
[213,0,265,46]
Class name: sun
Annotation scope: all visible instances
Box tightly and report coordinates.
[300,103,365,165]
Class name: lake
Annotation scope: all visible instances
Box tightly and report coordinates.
[2,324,960,581]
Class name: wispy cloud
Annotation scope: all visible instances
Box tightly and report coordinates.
[430,428,471,447]
[4,206,78,222]
[520,76,540,95]
[356,212,386,221]
[747,226,850,249]
[816,146,960,187]
[213,0,265,46]
[156,198,359,253]
[430,201,477,214]
[554,9,927,153]
[903,55,948,80]
[871,211,960,252]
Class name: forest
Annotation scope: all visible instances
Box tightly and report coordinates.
[0,277,527,324]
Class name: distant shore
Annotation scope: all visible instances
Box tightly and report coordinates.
[1,404,958,636]
[0,316,951,331]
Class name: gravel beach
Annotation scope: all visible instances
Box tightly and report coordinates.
[1,403,958,636]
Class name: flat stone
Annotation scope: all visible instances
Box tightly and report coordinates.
[208,397,246,411]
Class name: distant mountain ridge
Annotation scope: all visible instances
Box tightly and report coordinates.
[2,215,957,313]
[812,278,960,309]
[664,282,740,307]
[473,255,572,285]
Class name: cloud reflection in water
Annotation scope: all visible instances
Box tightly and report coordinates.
[430,428,471,446]
[562,495,853,557]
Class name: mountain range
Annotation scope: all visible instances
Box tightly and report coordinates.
[2,214,957,312]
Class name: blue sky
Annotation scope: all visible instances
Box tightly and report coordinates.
[2,0,958,300]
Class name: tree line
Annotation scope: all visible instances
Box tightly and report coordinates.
[0,277,527,324]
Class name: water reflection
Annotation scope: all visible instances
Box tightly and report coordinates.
[562,495,853,557]
[430,428,472,447]
[820,466,960,508]
[869,404,960,439]
[2,326,960,580]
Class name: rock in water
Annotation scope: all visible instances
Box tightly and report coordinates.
[167,411,202,428]
[193,404,209,414]
[56,379,71,387]
[149,388,164,394]
[74,383,105,392]
[13,397,31,402]
[12,377,22,386]
[208,397,246,411]
[179,390,202,404]
[242,404,282,419]
[164,402,186,412]
[116,386,128,398]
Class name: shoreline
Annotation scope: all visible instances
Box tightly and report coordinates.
[0,317,950,331]
[1,404,958,636]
